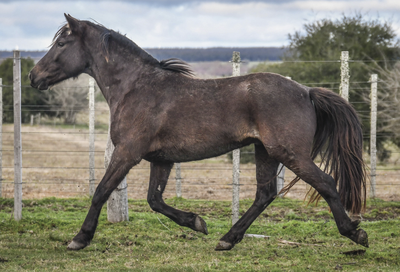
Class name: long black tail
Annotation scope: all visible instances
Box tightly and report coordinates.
[308,87,367,214]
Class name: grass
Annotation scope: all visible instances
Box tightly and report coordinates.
[1,197,400,271]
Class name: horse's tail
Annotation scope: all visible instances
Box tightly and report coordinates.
[308,87,367,214]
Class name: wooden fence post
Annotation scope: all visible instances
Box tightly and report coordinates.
[370,74,378,198]
[0,78,2,198]
[106,115,129,222]
[231,51,241,225]
[175,163,182,198]
[88,78,95,196]
[13,50,22,220]
[339,51,349,101]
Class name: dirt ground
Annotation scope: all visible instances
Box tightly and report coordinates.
[1,124,400,201]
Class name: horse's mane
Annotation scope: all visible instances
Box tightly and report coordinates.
[159,58,195,77]
[52,22,195,77]
[51,24,70,45]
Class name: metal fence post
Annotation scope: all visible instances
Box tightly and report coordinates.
[88,78,95,196]
[175,163,182,198]
[339,51,349,101]
[13,51,22,220]
[370,74,378,198]
[276,76,292,197]
[231,51,241,225]
[277,164,286,197]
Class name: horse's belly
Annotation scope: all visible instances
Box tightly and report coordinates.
[144,138,257,163]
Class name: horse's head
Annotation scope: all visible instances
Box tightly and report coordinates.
[30,14,91,90]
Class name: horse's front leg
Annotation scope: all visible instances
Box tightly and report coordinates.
[67,144,139,250]
[147,161,208,235]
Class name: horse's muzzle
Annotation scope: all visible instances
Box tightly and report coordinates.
[29,69,48,90]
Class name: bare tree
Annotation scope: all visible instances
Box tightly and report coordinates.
[44,74,92,124]
[366,62,400,135]
[361,60,400,161]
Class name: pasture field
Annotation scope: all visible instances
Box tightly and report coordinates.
[0,197,400,271]
[0,114,400,270]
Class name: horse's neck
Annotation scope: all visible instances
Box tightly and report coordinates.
[89,48,151,108]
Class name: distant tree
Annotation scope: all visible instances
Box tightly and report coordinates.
[0,58,48,123]
[251,13,400,160]
[43,75,91,124]
[364,60,400,160]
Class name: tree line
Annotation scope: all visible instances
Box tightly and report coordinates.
[146,47,286,62]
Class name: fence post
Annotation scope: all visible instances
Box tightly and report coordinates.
[370,74,378,198]
[339,51,349,101]
[0,78,2,198]
[231,51,241,225]
[277,165,286,197]
[88,78,95,196]
[13,50,22,220]
[175,163,182,198]
[106,116,129,222]
[276,77,292,196]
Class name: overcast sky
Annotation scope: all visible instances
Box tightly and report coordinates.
[1,0,400,51]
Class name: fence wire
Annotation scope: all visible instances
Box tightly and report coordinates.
[1,57,400,201]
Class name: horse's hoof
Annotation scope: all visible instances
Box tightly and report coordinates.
[354,229,369,248]
[67,240,87,250]
[215,240,233,251]
[195,216,208,235]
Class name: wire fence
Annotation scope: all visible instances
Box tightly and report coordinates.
[1,55,400,202]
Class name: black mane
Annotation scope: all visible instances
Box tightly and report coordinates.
[159,58,195,77]
[51,24,70,45]
[53,21,195,77]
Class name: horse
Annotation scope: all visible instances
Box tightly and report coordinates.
[30,14,368,251]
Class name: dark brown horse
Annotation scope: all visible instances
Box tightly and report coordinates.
[30,14,368,251]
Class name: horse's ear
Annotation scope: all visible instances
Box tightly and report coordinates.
[64,13,81,34]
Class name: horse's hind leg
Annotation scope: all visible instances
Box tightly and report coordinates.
[216,144,279,250]
[283,155,368,247]
[147,162,208,235]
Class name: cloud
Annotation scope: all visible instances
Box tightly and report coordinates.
[0,0,400,50]
[291,0,400,12]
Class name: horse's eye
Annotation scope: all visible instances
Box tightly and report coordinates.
[57,42,65,47]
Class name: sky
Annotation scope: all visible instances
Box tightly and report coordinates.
[1,0,400,51]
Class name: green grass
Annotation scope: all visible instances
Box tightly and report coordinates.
[1,197,400,271]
